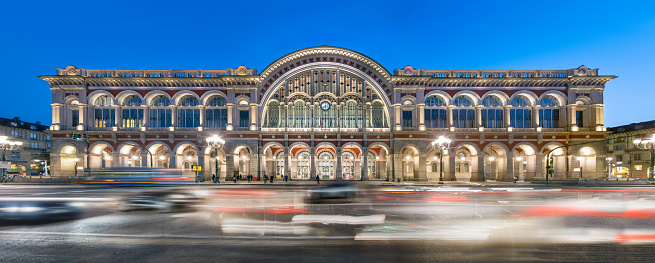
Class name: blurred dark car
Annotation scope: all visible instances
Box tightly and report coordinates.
[0,201,84,224]
[119,189,202,212]
[306,183,358,203]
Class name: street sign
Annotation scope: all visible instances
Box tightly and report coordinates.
[192,165,201,172]
[0,161,10,169]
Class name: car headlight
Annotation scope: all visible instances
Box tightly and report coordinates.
[0,206,44,213]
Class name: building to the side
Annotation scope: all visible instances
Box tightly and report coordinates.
[0,117,50,176]
[39,46,616,181]
[607,120,655,178]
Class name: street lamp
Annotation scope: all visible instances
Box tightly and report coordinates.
[206,135,225,183]
[633,135,655,181]
[431,136,452,184]
[606,157,613,179]
[0,136,23,180]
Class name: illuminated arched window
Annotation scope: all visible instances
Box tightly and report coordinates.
[177,95,200,127]
[205,96,227,128]
[539,95,560,128]
[481,96,504,128]
[122,95,143,128]
[452,96,475,128]
[510,96,532,128]
[371,101,387,128]
[265,101,280,128]
[94,95,115,128]
[149,95,172,127]
[425,96,447,128]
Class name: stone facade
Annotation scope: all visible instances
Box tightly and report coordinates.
[607,120,655,178]
[39,46,616,181]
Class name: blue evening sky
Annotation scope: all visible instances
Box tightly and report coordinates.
[1,0,653,127]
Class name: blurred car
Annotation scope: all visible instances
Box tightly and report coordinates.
[0,201,84,224]
[306,183,358,203]
[118,189,202,212]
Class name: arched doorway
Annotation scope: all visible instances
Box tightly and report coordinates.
[289,144,310,180]
[401,146,419,181]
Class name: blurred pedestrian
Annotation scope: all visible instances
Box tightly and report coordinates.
[284,175,289,182]
[263,175,268,184]
[270,175,274,183]
[316,175,320,184]
[212,174,216,183]
[513,175,518,183]
[234,176,237,183]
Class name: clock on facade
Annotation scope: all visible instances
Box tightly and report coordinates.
[321,101,330,110]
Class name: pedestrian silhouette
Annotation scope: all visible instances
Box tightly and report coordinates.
[316,175,320,184]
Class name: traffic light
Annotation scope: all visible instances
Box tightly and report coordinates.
[72,133,82,141]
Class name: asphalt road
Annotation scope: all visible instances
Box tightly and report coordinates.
[2,184,655,262]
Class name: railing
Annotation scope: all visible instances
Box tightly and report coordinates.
[58,69,239,77]
[417,69,584,78]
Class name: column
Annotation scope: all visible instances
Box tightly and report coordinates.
[169,152,177,169]
[142,106,149,127]
[199,106,205,127]
[141,152,148,167]
[447,105,454,127]
[284,147,291,178]
[525,155,536,181]
[446,150,456,181]
[417,154,427,181]
[115,106,122,127]
[310,148,316,180]
[475,106,482,128]
[171,106,177,127]
[227,105,234,130]
[503,153,514,181]
[336,149,342,181]
[418,104,425,130]
[112,152,120,167]
[470,154,485,182]
[535,153,544,179]
[249,153,257,177]
[532,106,540,128]
[504,106,512,128]
[225,154,234,180]
[198,153,206,180]
[362,148,369,181]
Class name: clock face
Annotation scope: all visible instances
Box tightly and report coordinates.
[321,102,330,110]
[578,68,587,75]
[404,68,413,75]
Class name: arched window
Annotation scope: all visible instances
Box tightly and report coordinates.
[464,163,470,173]
[368,152,376,179]
[206,95,226,106]
[122,95,143,128]
[344,101,358,128]
[452,95,475,128]
[293,100,307,128]
[342,152,355,179]
[177,95,200,127]
[432,162,438,172]
[539,95,560,128]
[149,95,172,127]
[296,152,310,179]
[425,96,447,128]
[371,101,387,128]
[456,163,461,173]
[95,95,112,107]
[94,95,115,128]
[481,96,504,128]
[318,151,334,179]
[205,96,227,128]
[265,101,280,128]
[510,96,532,128]
[276,151,285,177]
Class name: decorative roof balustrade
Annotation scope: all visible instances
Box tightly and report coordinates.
[55,65,257,77]
[394,68,593,78]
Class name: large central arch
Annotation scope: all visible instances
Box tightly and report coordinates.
[258,47,394,122]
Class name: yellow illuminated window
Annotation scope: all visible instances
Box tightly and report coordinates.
[635,165,642,171]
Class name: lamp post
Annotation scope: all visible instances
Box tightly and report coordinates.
[0,136,23,180]
[206,135,225,184]
[431,136,451,184]
[633,135,655,182]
